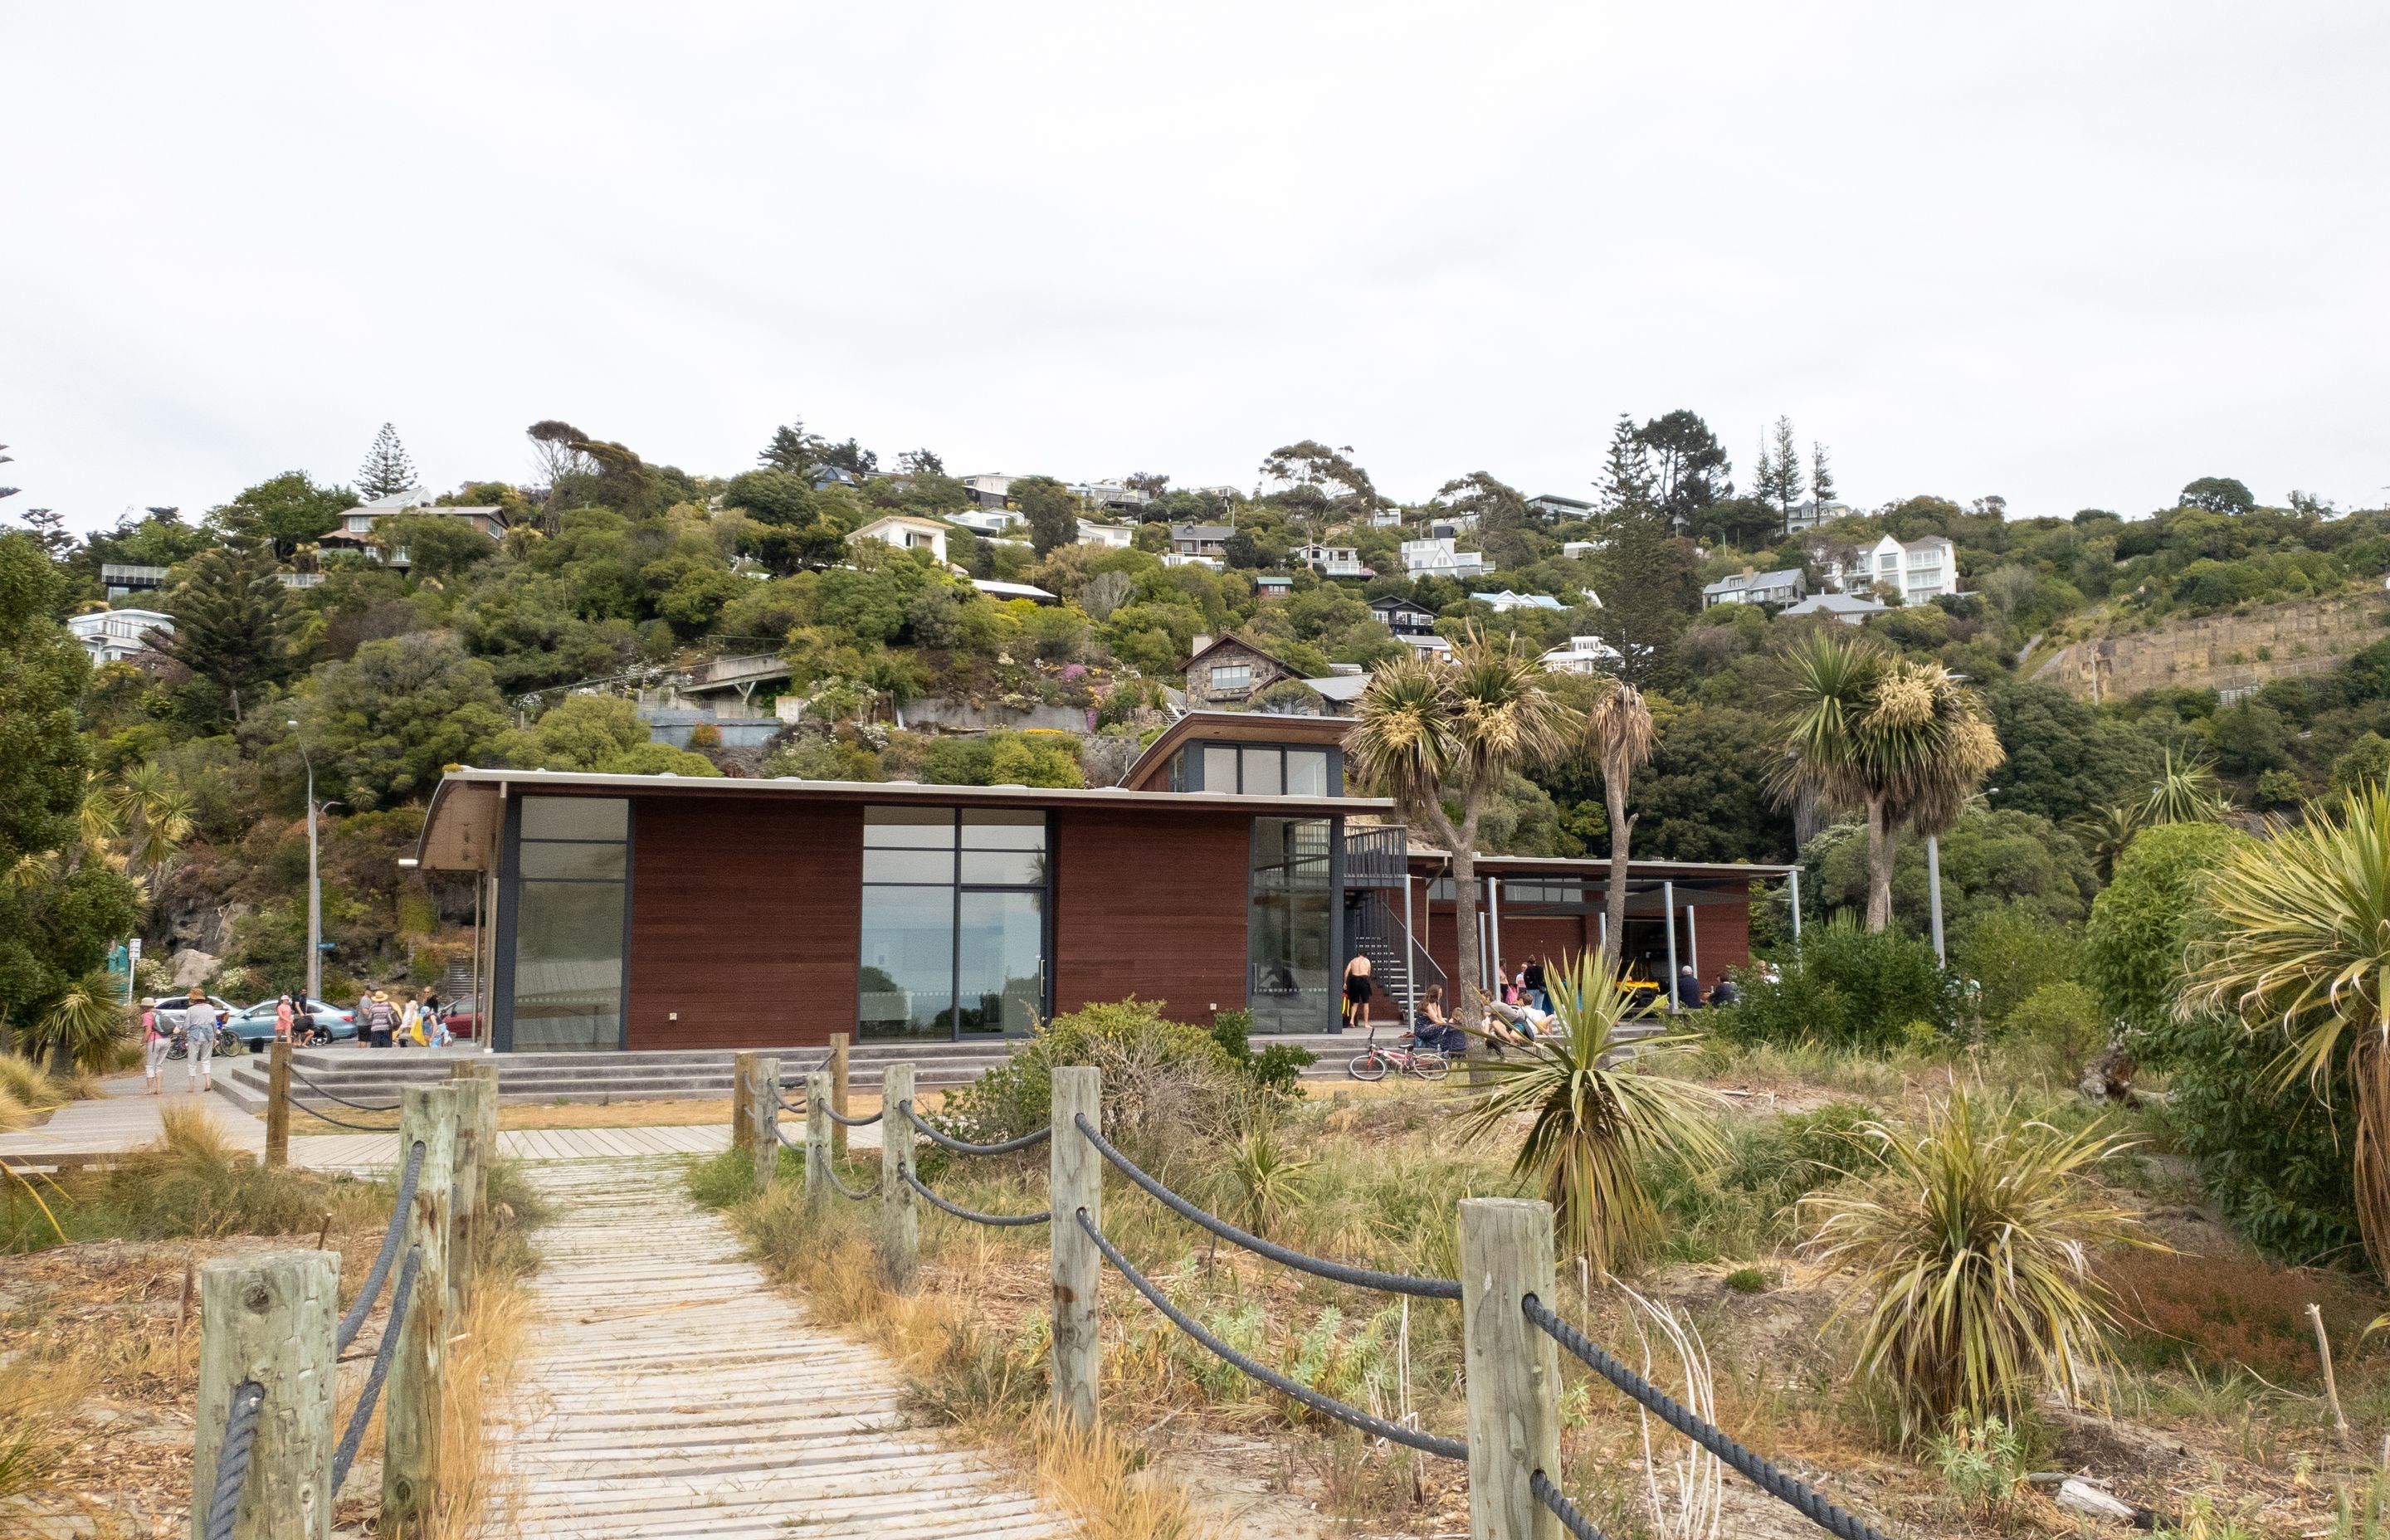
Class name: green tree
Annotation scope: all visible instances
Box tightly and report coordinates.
[1769,631,2005,931]
[158,539,303,723]
[2331,732,2390,792]
[0,534,140,1048]
[1346,636,1571,1029]
[1015,476,1077,556]
[1583,679,1655,963]
[1983,680,2161,826]
[1753,415,1805,526]
[724,469,817,527]
[376,514,496,581]
[212,470,354,557]
[2082,820,2241,1041]
[355,422,417,500]
[2178,476,2256,514]
[495,692,646,770]
[1633,409,1731,526]
[301,632,508,807]
[758,420,828,475]
[1588,414,1690,686]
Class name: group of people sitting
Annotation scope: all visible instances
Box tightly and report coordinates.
[1339,952,1753,1057]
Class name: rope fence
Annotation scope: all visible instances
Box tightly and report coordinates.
[199,1381,265,1540]
[285,1065,404,1116]
[1531,1469,1610,1540]
[339,1139,425,1351]
[900,1100,1049,1155]
[822,1102,881,1128]
[822,1162,880,1201]
[900,1168,1049,1227]
[332,1245,422,1493]
[1522,1294,1892,1540]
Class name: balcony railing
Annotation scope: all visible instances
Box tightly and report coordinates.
[1342,825,1408,889]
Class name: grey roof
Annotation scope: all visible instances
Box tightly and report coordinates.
[1303,674,1372,702]
[1702,567,1805,597]
[1782,592,1886,616]
[1172,524,1234,542]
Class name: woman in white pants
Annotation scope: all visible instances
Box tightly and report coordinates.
[142,999,171,1094]
[183,989,216,1093]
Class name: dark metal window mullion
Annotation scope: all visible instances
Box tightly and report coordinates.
[948,808,962,1041]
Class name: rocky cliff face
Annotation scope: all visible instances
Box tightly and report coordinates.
[2030,591,2388,703]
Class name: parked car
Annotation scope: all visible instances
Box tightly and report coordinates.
[227,997,359,1047]
[441,999,481,1040]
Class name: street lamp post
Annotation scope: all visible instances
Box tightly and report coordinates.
[290,722,321,1005]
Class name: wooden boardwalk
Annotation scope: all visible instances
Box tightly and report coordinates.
[497,1157,1069,1538]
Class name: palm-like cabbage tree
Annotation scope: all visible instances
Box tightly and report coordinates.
[2140,747,2228,826]
[1345,631,1571,1030]
[110,760,195,885]
[1768,631,2004,931]
[1459,949,1724,1272]
[2180,782,2390,1272]
[1583,680,1655,963]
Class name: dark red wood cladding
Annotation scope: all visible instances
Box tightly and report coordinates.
[626,796,862,1049]
[1052,807,1251,1023]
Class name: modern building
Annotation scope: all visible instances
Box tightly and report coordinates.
[1478,589,1581,615]
[408,711,1788,1050]
[1290,541,1370,579]
[1397,633,1456,661]
[949,508,1020,538]
[1368,594,1439,636]
[1401,536,1495,579]
[1561,540,1601,561]
[850,514,952,564]
[67,607,173,665]
[100,563,170,597]
[970,579,1059,606]
[959,473,1020,509]
[319,488,509,567]
[1528,494,1596,523]
[1782,500,1860,535]
[1539,635,1622,675]
[1843,535,1959,603]
[1702,567,1807,608]
[1183,633,1303,709]
[1076,519,1135,549]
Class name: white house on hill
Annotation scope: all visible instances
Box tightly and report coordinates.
[69,608,173,665]
[851,514,951,564]
[1840,534,1959,602]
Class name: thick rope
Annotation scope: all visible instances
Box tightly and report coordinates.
[822,1101,881,1128]
[1523,1295,1895,1540]
[1533,1469,1612,1540]
[1074,1114,1463,1300]
[200,1379,266,1540]
[1076,1209,1468,1460]
[292,1104,405,1133]
[285,1065,404,1114]
[902,1168,1050,1226]
[900,1101,1050,1155]
[774,1120,806,1151]
[823,1162,880,1201]
[771,1084,805,1114]
[338,1140,425,1352]
[331,1245,422,1493]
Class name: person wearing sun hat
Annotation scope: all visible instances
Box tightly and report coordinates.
[362,988,399,1049]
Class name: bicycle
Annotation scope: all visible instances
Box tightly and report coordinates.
[1346,1022,1451,1082]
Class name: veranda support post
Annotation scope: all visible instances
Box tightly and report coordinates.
[880,1062,917,1291]
[265,1040,290,1169]
[1050,1066,1102,1429]
[1458,1197,1562,1540]
[804,1070,832,1218]
[383,1085,458,1532]
[829,1033,851,1157]
[747,1055,780,1192]
[729,1050,759,1150]
[192,1250,338,1540]
[448,1061,498,1306]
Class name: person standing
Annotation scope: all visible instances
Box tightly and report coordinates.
[363,990,398,1049]
[1341,953,1375,1031]
[141,998,169,1095]
[275,993,295,1045]
[1522,958,1548,1013]
[184,987,216,1093]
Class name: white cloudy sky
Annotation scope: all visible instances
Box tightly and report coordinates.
[5,2,2386,533]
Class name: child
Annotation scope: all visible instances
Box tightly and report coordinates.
[275,994,295,1045]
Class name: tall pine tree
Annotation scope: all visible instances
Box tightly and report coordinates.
[1810,441,1836,510]
[1590,415,1684,687]
[159,538,302,723]
[356,423,418,500]
[1754,415,1805,529]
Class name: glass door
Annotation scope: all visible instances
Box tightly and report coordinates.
[955,889,1045,1036]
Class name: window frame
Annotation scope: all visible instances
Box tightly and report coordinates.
[857,805,1055,1041]
[495,793,635,1053]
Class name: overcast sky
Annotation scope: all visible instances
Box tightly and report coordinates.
[5,2,2386,534]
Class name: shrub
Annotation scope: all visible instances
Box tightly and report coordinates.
[1925,1417,2031,1515]
[2083,821,2242,1045]
[1207,1008,1315,1107]
[1801,1085,2151,1438]
[1950,902,2083,1026]
[2002,981,2105,1084]
[1717,916,1957,1051]
[2101,1245,2379,1384]
[935,997,1246,1148]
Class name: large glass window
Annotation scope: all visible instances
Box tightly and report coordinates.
[511,797,627,1051]
[1189,743,1338,797]
[859,807,1049,1040]
[1250,816,1334,1033]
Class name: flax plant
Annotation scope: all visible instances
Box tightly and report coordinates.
[1457,950,1724,1274]
[2179,782,2390,1272]
[1800,1085,2150,1439]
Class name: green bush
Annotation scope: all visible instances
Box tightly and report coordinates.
[1950,903,2083,1026]
[1646,1100,1873,1262]
[1207,1008,1316,1108]
[2083,821,2243,1046]
[1715,917,1957,1050]
[934,997,1244,1148]
[2002,981,2104,1084]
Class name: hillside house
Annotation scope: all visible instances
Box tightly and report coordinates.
[319,488,509,567]
[1171,524,1233,560]
[1076,519,1134,549]
[1702,567,1807,608]
[1368,594,1438,636]
[1539,635,1623,675]
[1183,633,1304,709]
[851,514,952,564]
[1781,592,1887,624]
[1291,541,1370,578]
[68,607,173,665]
[1528,493,1595,523]
[1832,535,1958,602]
[1402,536,1494,579]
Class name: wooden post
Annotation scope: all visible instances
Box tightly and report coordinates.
[192,1250,338,1540]
[729,1050,758,1151]
[829,1033,851,1157]
[803,1070,832,1218]
[1050,1066,1102,1429]
[748,1055,780,1192]
[880,1062,917,1291]
[265,1040,291,1169]
[383,1084,458,1532]
[1459,1197,1562,1540]
[447,1062,498,1304]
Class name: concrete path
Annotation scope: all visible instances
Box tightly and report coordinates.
[495,1157,1068,1538]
